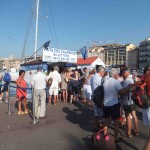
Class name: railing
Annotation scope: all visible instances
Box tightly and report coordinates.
[1,82,38,124]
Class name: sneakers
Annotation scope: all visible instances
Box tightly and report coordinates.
[0,98,2,103]
[0,98,8,103]
[5,99,8,103]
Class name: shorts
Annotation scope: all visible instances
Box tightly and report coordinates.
[2,84,8,93]
[132,103,139,111]
[73,87,79,95]
[103,103,120,120]
[49,88,58,95]
[83,85,92,100]
[68,90,73,96]
[142,108,150,127]
[93,103,103,117]
[124,104,139,117]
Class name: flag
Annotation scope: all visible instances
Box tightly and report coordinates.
[43,40,51,50]
[80,46,87,60]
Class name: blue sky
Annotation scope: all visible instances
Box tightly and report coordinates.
[0,0,150,58]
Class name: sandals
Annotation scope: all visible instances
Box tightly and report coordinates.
[24,109,31,114]
[18,109,31,115]
[121,132,132,138]
[133,130,139,136]
[18,111,25,115]
[127,133,132,138]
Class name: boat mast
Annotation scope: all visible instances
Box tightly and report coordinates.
[34,0,39,59]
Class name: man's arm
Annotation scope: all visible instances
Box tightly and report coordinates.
[118,84,133,95]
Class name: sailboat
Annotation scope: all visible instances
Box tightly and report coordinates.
[20,0,77,74]
[20,0,49,73]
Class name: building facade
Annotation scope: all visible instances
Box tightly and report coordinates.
[77,56,105,70]
[0,56,21,71]
[77,43,136,67]
[126,47,139,69]
[139,38,150,68]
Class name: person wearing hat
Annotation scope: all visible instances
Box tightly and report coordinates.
[31,67,47,119]
[1,69,11,103]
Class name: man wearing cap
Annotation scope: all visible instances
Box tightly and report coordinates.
[31,67,47,119]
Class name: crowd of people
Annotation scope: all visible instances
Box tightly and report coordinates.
[0,65,149,149]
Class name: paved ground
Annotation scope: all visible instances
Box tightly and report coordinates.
[0,97,148,150]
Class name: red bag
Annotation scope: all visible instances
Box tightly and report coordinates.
[131,72,150,109]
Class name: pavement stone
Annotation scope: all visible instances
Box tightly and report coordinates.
[0,97,148,150]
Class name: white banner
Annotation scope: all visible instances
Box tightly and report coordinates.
[42,48,77,63]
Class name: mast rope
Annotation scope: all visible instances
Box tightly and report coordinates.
[21,0,36,61]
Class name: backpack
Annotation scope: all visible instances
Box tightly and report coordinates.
[3,73,11,82]
[131,80,150,109]
[92,81,104,108]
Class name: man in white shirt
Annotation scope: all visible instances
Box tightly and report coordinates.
[90,66,106,130]
[103,69,122,142]
[122,68,138,138]
[31,68,47,119]
[48,66,61,105]
[103,68,133,142]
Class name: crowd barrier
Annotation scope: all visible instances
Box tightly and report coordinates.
[1,82,38,124]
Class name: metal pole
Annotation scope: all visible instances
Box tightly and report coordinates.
[32,87,39,124]
[34,0,39,59]
[32,87,35,124]
[8,83,11,115]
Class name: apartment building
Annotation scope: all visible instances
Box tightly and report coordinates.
[77,43,136,67]
[139,38,150,68]
[0,56,21,70]
[126,47,139,69]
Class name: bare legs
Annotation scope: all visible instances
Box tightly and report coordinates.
[132,110,138,133]
[126,114,132,135]
[62,90,68,102]
[70,94,73,104]
[48,95,52,105]
[48,95,57,105]
[53,95,57,105]
[1,91,8,102]
[18,97,28,114]
[104,118,119,140]
[125,110,138,137]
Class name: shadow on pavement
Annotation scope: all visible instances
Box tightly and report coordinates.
[62,102,94,133]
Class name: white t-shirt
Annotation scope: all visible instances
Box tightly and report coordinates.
[122,75,134,105]
[103,77,122,107]
[48,71,61,88]
[31,72,47,90]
